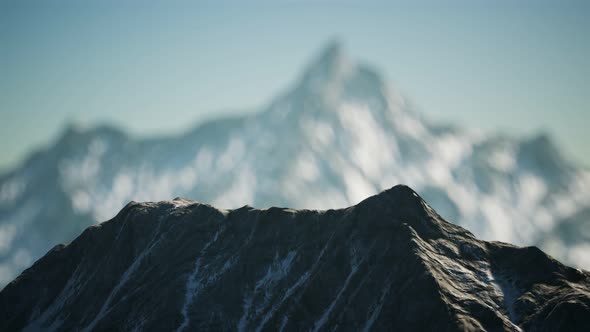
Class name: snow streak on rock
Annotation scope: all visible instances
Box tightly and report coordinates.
[177,228,223,332]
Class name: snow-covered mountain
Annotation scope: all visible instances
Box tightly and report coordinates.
[2,186,589,331]
[1,42,589,286]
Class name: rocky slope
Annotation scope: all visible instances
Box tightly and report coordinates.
[1,42,589,287]
[1,185,589,331]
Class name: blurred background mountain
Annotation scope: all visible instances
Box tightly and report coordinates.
[1,0,589,287]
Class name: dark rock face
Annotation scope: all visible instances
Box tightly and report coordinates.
[1,185,589,331]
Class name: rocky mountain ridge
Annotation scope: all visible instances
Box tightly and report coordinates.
[1,185,589,331]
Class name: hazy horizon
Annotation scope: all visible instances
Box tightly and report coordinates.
[2,0,589,172]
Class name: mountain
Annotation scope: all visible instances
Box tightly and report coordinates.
[1,42,589,287]
[1,185,589,331]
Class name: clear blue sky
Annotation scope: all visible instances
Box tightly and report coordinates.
[1,0,589,172]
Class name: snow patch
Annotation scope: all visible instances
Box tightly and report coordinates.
[217,138,246,172]
[255,238,332,332]
[518,173,547,211]
[177,228,223,332]
[212,166,256,208]
[567,243,590,269]
[238,250,297,332]
[0,176,26,204]
[293,154,320,182]
[0,223,17,255]
[341,166,376,205]
[59,139,106,189]
[338,103,397,181]
[489,149,516,172]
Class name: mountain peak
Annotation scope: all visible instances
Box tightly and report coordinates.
[361,185,424,209]
[300,40,352,86]
[316,39,345,63]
